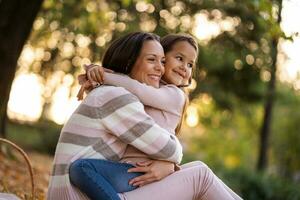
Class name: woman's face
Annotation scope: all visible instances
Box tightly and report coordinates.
[162,41,197,86]
[130,40,165,88]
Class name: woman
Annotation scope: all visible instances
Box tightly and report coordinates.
[71,32,242,200]
[47,32,183,200]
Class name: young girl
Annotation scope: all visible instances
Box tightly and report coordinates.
[72,34,242,200]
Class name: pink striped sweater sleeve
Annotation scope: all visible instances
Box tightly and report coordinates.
[103,72,185,116]
[91,88,183,163]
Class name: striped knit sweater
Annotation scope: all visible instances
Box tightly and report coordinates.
[47,85,183,200]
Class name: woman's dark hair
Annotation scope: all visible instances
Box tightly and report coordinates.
[102,32,160,74]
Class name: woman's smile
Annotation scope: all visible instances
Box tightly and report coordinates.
[147,74,162,83]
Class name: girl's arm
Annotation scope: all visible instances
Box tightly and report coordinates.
[104,72,186,116]
[97,88,183,164]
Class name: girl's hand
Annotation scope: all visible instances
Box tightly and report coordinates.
[127,160,175,187]
[85,64,105,85]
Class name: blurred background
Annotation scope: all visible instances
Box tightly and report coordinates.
[0,0,300,199]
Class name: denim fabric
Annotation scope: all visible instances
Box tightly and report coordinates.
[69,159,144,200]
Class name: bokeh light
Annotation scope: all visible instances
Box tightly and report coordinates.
[8,73,44,122]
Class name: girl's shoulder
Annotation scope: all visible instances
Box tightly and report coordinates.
[160,84,186,99]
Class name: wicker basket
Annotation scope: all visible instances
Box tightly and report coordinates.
[0,138,35,199]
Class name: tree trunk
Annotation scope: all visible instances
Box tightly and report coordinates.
[257,0,282,170]
[0,0,43,138]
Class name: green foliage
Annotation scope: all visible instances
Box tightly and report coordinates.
[221,168,300,200]
[190,0,283,108]
[24,0,284,115]
[181,96,262,170]
[7,120,61,154]
[181,83,300,197]
[271,85,300,179]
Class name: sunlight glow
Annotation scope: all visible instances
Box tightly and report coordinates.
[186,105,199,127]
[48,75,80,125]
[278,0,300,86]
[18,45,35,69]
[278,37,300,83]
[49,85,80,125]
[281,0,300,37]
[8,74,44,122]
[193,11,238,44]
[193,12,221,42]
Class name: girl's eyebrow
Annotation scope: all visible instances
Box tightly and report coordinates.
[177,52,195,63]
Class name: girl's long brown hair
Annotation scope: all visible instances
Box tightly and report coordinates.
[160,34,198,135]
[174,93,189,135]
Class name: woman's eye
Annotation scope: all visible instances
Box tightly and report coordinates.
[148,58,155,61]
[161,60,166,65]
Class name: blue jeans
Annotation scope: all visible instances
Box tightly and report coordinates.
[69,159,144,200]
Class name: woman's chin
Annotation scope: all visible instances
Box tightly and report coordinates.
[147,80,160,88]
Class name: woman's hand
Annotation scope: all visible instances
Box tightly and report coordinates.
[127,160,175,187]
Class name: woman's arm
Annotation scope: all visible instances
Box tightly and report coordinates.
[98,88,183,164]
[104,72,186,116]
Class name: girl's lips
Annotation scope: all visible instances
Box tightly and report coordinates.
[173,70,185,79]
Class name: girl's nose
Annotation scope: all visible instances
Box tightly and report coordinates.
[179,62,187,72]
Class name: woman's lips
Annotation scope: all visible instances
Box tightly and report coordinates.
[148,74,161,81]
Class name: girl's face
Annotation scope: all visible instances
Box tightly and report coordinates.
[130,40,165,88]
[162,41,197,86]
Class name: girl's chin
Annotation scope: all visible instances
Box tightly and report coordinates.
[169,78,182,86]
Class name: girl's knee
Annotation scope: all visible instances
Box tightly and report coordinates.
[69,159,93,185]
[70,159,85,174]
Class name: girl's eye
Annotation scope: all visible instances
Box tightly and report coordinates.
[188,63,193,68]
[161,60,166,65]
[176,56,183,61]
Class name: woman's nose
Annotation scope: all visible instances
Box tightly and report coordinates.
[155,60,164,71]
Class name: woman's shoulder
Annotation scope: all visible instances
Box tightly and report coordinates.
[84,85,139,106]
[90,85,134,95]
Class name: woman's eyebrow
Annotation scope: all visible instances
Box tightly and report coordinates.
[145,53,165,57]
[144,53,157,56]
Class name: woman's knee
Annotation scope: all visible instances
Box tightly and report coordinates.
[192,160,208,168]
[182,160,209,169]
[187,161,214,180]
